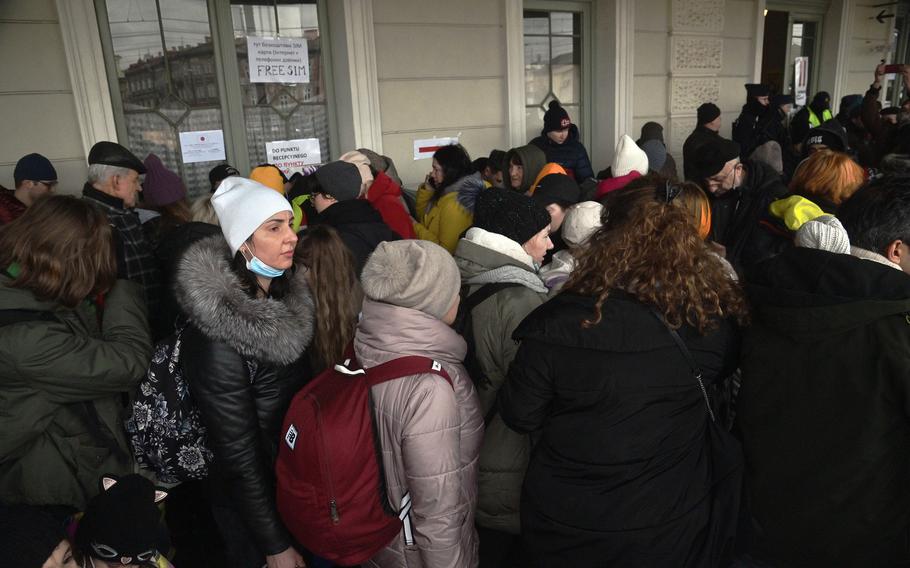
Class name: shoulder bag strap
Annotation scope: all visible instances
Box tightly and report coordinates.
[649,308,716,423]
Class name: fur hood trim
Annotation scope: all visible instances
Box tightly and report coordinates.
[175,235,315,365]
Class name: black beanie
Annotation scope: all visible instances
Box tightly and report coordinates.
[692,138,741,180]
[75,475,164,562]
[543,100,571,134]
[532,174,581,207]
[473,187,552,245]
[0,504,71,568]
[697,102,721,125]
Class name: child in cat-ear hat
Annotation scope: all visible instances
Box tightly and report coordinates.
[71,474,172,568]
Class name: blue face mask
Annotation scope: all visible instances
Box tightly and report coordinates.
[245,254,286,278]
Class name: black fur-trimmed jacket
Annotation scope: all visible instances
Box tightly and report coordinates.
[174,235,314,556]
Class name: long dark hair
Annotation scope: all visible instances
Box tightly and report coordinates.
[564,182,749,333]
[430,144,473,203]
[294,225,361,369]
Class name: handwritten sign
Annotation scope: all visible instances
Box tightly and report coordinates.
[266,138,322,176]
[179,129,226,163]
[413,136,459,160]
[247,36,309,84]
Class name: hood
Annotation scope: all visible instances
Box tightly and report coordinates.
[510,144,547,193]
[0,274,61,312]
[366,170,402,202]
[455,227,535,278]
[174,235,315,365]
[316,198,383,227]
[452,172,486,213]
[354,299,467,366]
[747,247,910,338]
[743,159,789,199]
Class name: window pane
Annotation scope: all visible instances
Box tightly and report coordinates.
[525,36,550,105]
[232,2,330,168]
[551,36,580,104]
[525,106,545,142]
[550,12,578,36]
[524,11,549,35]
[105,0,224,198]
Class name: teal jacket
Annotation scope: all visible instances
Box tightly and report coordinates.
[0,277,151,508]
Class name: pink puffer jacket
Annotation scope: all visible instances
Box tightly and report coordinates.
[355,299,483,568]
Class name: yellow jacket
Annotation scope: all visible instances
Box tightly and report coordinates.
[414,175,485,253]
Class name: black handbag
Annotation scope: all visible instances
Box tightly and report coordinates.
[651,309,745,567]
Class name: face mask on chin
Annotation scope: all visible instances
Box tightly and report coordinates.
[241,244,285,278]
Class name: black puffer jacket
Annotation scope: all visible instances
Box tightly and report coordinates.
[499,291,741,567]
[740,248,910,567]
[310,199,401,275]
[530,124,594,181]
[174,235,314,557]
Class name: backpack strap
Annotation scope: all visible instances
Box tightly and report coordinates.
[462,282,522,314]
[335,355,453,390]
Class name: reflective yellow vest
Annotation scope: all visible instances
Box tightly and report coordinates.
[807,107,833,128]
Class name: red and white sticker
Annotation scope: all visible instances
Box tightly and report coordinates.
[413,136,459,160]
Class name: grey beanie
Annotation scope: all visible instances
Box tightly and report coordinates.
[794,214,850,254]
[361,240,461,319]
[639,139,667,172]
[315,161,362,201]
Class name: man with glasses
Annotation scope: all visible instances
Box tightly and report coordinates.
[0,153,58,224]
[693,137,789,272]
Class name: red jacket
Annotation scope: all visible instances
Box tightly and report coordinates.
[0,189,26,225]
[366,171,415,239]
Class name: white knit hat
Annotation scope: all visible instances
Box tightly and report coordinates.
[212,176,293,255]
[612,134,649,177]
[562,201,604,246]
[794,215,850,255]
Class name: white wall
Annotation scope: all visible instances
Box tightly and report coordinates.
[0,0,87,194]
[370,0,511,187]
[843,2,893,98]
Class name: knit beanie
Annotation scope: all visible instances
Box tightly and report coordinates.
[543,100,571,133]
[473,187,552,245]
[315,161,362,201]
[339,150,375,190]
[612,135,649,177]
[212,176,293,255]
[562,201,603,246]
[142,153,186,206]
[697,102,721,125]
[361,240,460,319]
[532,173,581,207]
[14,153,57,185]
[805,124,847,152]
[639,139,667,172]
[794,214,850,254]
[637,122,664,144]
[0,504,70,568]
[692,138,741,180]
[250,165,287,194]
[745,83,770,98]
[74,475,165,563]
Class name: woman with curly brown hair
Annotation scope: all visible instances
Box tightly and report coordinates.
[498,181,749,567]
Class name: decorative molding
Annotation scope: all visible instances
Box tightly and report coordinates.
[670,36,723,75]
[752,0,766,82]
[505,0,526,148]
[614,0,635,142]
[832,0,853,106]
[343,0,384,152]
[55,0,118,154]
[671,0,725,34]
[670,78,720,115]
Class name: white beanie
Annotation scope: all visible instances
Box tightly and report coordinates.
[562,201,604,246]
[793,215,850,255]
[212,176,293,255]
[612,134,649,177]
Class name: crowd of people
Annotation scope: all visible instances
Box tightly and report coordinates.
[3,61,910,568]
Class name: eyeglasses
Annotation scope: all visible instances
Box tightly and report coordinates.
[660,180,682,203]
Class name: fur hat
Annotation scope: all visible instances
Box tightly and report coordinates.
[361,240,460,319]
[473,187,552,245]
[611,135,649,178]
[697,103,721,125]
[543,100,572,134]
[794,214,850,254]
[74,475,166,565]
[562,201,603,246]
[212,176,293,255]
[142,153,186,206]
[315,161,362,202]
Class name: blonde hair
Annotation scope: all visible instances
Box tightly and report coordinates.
[190,196,219,225]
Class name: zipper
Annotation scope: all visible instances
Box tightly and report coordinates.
[308,393,340,525]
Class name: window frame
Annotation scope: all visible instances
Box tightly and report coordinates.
[94,0,339,179]
[522,0,592,148]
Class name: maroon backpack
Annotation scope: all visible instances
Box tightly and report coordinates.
[275,354,452,566]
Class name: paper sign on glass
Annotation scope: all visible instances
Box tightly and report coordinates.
[247,36,310,84]
[413,137,459,160]
[794,56,809,107]
[179,130,226,164]
[266,138,322,176]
